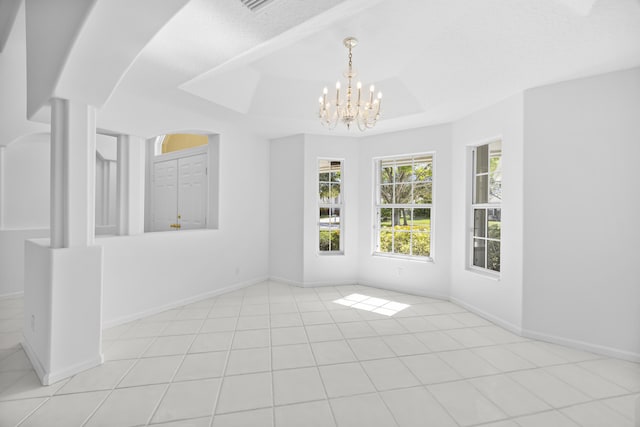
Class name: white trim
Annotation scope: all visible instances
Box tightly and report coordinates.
[268,276,305,288]
[449,296,523,335]
[0,291,24,300]
[102,276,268,329]
[45,355,104,386]
[357,279,449,302]
[521,328,640,363]
[20,337,47,384]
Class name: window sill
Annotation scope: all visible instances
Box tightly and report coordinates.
[466,266,501,281]
[318,251,345,256]
[372,252,434,263]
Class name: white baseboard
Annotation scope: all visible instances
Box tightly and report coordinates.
[268,276,305,288]
[20,336,47,384]
[449,296,523,335]
[357,279,450,302]
[0,291,24,300]
[45,355,103,385]
[21,335,103,385]
[102,276,268,329]
[521,328,640,363]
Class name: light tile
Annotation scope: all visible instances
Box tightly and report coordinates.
[347,337,395,361]
[270,313,303,328]
[85,384,165,427]
[273,367,326,405]
[119,322,167,339]
[400,354,461,384]
[446,328,495,347]
[0,349,33,372]
[319,362,375,398]
[118,355,182,388]
[305,324,343,342]
[271,326,308,346]
[380,387,457,427]
[471,346,535,372]
[0,371,68,401]
[367,319,407,335]
[144,335,195,357]
[0,397,46,427]
[226,347,270,375]
[20,390,108,427]
[175,351,227,381]
[470,374,550,417]
[103,337,154,361]
[382,334,429,356]
[152,378,220,423]
[161,320,203,336]
[176,308,210,320]
[505,342,568,367]
[275,400,335,427]
[473,326,526,344]
[236,315,270,330]
[297,301,327,312]
[438,349,500,378]
[150,416,212,426]
[338,321,377,339]
[395,317,438,333]
[57,360,134,394]
[212,408,273,427]
[0,371,25,394]
[272,343,315,370]
[578,359,640,392]
[561,400,634,427]
[450,312,492,327]
[240,304,269,316]
[415,331,464,352]
[426,314,466,329]
[330,393,397,427]
[269,303,298,314]
[207,306,240,318]
[545,364,628,398]
[428,380,506,426]
[361,358,419,391]
[216,372,272,414]
[201,318,237,333]
[301,311,334,325]
[514,410,580,427]
[311,340,356,365]
[509,369,591,407]
[538,341,600,362]
[189,332,234,353]
[601,393,640,421]
[329,310,362,323]
[232,329,270,349]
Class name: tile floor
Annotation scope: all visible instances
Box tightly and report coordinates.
[0,281,639,426]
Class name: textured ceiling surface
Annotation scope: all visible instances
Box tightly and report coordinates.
[82,0,640,137]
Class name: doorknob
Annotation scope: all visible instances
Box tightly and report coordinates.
[169,223,181,229]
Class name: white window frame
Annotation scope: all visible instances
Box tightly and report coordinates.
[373,153,434,260]
[318,158,344,255]
[469,140,502,275]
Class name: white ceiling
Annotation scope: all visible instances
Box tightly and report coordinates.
[107,0,640,138]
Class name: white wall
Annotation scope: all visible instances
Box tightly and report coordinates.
[3,134,50,228]
[450,94,525,332]
[0,134,50,297]
[269,135,304,285]
[357,125,452,299]
[522,67,640,359]
[303,135,359,286]
[102,128,270,326]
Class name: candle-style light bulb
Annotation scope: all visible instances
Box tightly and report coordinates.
[357,81,362,105]
[336,81,341,105]
[369,84,375,106]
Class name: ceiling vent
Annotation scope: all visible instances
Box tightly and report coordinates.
[240,0,276,12]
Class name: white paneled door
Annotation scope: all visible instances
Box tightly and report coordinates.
[153,153,206,231]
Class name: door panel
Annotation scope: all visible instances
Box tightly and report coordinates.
[178,154,207,229]
[153,160,178,231]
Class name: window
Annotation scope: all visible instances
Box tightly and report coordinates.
[318,159,343,253]
[374,154,433,258]
[470,141,502,272]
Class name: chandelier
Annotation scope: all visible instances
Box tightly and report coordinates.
[318,37,382,131]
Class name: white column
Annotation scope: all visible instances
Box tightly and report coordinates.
[0,146,5,230]
[116,135,145,235]
[50,98,97,248]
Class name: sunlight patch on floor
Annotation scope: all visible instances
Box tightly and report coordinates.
[333,293,410,316]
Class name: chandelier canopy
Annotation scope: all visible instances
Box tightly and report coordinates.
[318,37,382,131]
